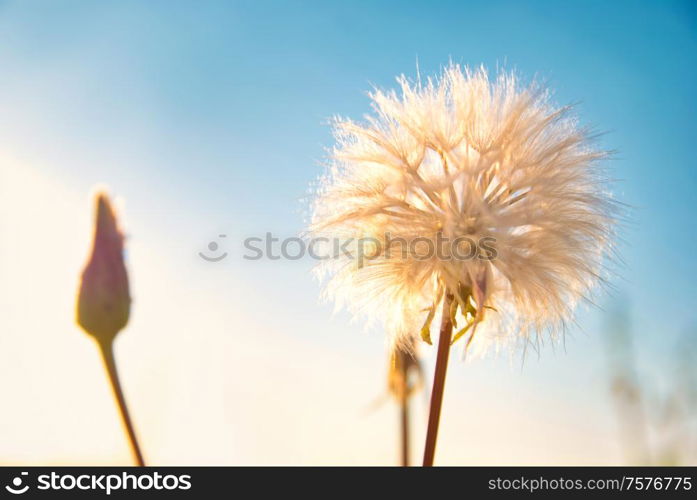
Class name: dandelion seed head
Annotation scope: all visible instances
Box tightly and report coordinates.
[309,64,618,355]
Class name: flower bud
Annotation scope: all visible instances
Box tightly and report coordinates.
[76,192,130,344]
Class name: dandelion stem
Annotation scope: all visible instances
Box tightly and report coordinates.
[99,341,145,466]
[422,293,454,466]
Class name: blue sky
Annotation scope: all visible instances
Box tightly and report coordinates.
[3,0,695,348]
[0,1,695,464]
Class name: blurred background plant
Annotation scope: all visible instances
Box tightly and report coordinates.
[387,339,423,466]
[604,302,697,465]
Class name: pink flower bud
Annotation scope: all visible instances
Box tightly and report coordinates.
[76,192,131,344]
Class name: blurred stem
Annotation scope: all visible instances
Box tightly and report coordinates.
[99,341,146,466]
[399,357,410,467]
[400,397,409,466]
[423,293,454,467]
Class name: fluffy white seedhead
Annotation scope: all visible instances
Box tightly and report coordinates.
[310,64,617,355]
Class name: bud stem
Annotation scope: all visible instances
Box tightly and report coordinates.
[422,293,454,466]
[99,341,146,466]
